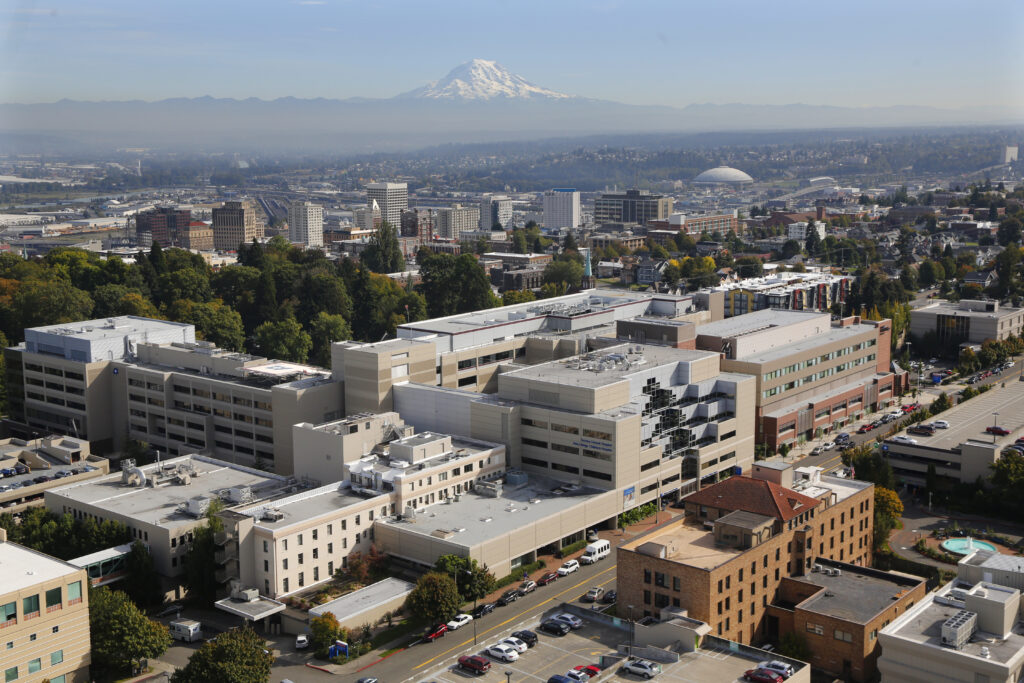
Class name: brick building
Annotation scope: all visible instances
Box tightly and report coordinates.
[136,207,191,247]
[616,464,875,649]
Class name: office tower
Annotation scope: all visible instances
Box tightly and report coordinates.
[543,188,581,229]
[287,201,324,247]
[478,194,513,230]
[401,208,433,238]
[212,199,264,251]
[176,221,214,251]
[135,207,191,247]
[434,204,480,241]
[0,534,92,683]
[365,182,408,230]
[594,189,674,225]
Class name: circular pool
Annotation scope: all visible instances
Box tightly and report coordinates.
[941,537,998,555]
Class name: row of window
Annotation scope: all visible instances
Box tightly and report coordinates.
[1,583,81,627]
[4,650,63,682]
[761,340,876,382]
[23,364,84,383]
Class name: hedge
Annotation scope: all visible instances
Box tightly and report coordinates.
[556,539,588,559]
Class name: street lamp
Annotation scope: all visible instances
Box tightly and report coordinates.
[627,604,635,658]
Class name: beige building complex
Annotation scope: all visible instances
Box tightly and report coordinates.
[212,199,264,251]
[0,532,92,683]
[910,299,1024,352]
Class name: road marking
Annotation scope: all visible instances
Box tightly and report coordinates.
[412,564,618,671]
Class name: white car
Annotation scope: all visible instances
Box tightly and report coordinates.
[557,559,580,576]
[447,613,473,631]
[294,634,309,650]
[622,658,662,678]
[931,420,950,429]
[552,612,583,630]
[891,435,918,445]
[565,671,590,683]
[822,442,834,451]
[485,643,519,662]
[500,636,528,653]
[758,660,795,679]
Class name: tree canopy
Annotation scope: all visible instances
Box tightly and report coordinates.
[90,587,172,675]
[171,624,273,683]
[406,572,461,624]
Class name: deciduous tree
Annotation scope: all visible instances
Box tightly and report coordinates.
[170,624,272,683]
[90,588,171,675]
[406,572,460,625]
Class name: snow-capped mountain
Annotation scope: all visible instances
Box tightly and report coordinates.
[397,59,572,100]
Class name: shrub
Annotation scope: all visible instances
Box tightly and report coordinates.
[556,539,588,558]
[618,502,658,527]
[493,560,546,589]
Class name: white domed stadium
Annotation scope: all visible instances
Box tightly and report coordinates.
[693,166,754,185]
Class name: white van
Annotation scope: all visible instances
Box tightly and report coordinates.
[579,539,610,564]
[169,618,203,643]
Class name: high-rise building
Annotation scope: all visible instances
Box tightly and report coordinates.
[434,204,480,241]
[177,221,214,252]
[287,201,324,247]
[543,188,581,230]
[365,182,408,230]
[478,194,513,230]
[400,208,433,238]
[594,189,674,225]
[0,532,92,683]
[212,199,264,251]
[353,200,382,232]
[136,207,191,247]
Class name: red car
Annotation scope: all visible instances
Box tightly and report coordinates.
[987,425,1012,436]
[537,571,559,586]
[902,403,921,413]
[458,655,491,675]
[424,623,447,641]
[857,424,873,434]
[573,664,602,678]
[745,669,784,683]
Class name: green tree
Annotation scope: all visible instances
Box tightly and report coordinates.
[90,587,171,675]
[781,239,803,259]
[661,263,682,286]
[433,555,496,602]
[998,216,1022,246]
[406,572,460,625]
[563,233,578,251]
[542,259,583,290]
[309,612,341,655]
[899,265,918,291]
[181,502,224,605]
[121,541,165,610]
[254,316,312,362]
[363,222,405,274]
[12,278,93,330]
[453,254,499,313]
[930,392,952,414]
[418,254,460,318]
[511,230,529,254]
[309,312,352,367]
[804,221,821,256]
[875,487,904,522]
[171,624,273,683]
[166,300,245,351]
[502,289,536,306]
[156,269,212,307]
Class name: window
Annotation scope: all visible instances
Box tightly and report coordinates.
[643,590,651,605]
[50,650,63,665]
[298,572,305,588]
[298,553,304,565]
[282,559,288,570]
[45,587,61,610]
[4,666,16,682]
[807,622,824,635]
[673,577,681,591]
[283,578,289,593]
[22,595,39,618]
[834,629,853,643]
[643,569,652,584]
[263,540,268,552]
[655,572,666,587]
[27,660,40,674]
[1,602,15,624]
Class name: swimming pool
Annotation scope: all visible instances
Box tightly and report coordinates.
[941,537,998,555]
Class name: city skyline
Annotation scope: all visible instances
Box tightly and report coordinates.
[2,0,1023,112]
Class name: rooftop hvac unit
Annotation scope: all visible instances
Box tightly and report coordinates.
[185,496,211,518]
[261,509,284,522]
[941,609,978,650]
[225,485,253,504]
[834,569,842,577]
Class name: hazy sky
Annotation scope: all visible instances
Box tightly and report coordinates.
[2,0,1023,109]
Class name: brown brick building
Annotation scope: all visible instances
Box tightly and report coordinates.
[616,465,875,649]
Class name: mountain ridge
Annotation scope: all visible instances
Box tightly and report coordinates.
[396,59,572,100]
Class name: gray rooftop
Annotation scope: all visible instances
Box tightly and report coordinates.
[914,299,1023,319]
[310,577,415,620]
[736,323,875,364]
[962,549,1024,574]
[716,510,774,530]
[25,315,192,340]
[46,455,291,528]
[243,482,382,531]
[884,584,1024,665]
[380,474,609,548]
[696,309,824,339]
[796,563,923,625]
[0,541,82,594]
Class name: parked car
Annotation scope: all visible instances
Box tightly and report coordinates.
[822,441,834,451]
[424,623,448,641]
[902,403,921,413]
[472,603,496,619]
[573,665,602,678]
[519,579,537,594]
[835,432,850,442]
[810,446,823,455]
[757,660,795,679]
[547,676,574,683]
[987,426,1012,436]
[564,671,590,683]
[501,636,529,654]
[602,589,618,604]
[583,586,604,602]
[890,435,918,445]
[931,420,950,429]
[294,634,309,649]
[458,654,491,675]
[552,613,583,630]
[498,589,522,606]
[538,571,559,586]
[485,642,519,662]
[557,559,580,576]
[54,470,72,479]
[447,613,473,631]
[744,669,784,683]
[511,629,538,647]
[621,658,662,679]
[13,463,28,475]
[907,424,935,436]
[857,425,873,434]
[0,468,15,478]
[539,620,570,636]
[33,475,52,484]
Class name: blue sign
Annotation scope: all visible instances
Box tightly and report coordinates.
[882,445,889,452]
[328,641,348,658]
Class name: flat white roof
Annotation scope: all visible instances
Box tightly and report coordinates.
[309,577,415,619]
[0,541,82,594]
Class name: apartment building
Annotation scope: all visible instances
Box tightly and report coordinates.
[4,316,196,451]
[714,273,854,318]
[616,464,875,650]
[365,182,408,230]
[647,211,739,237]
[0,532,92,683]
[177,221,214,251]
[212,199,264,251]
[910,299,1024,350]
[696,311,903,449]
[587,232,647,252]
[478,194,512,230]
[434,204,481,241]
[287,201,324,248]
[332,290,720,415]
[787,221,825,242]
[135,206,191,247]
[594,189,674,225]
[542,188,581,230]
